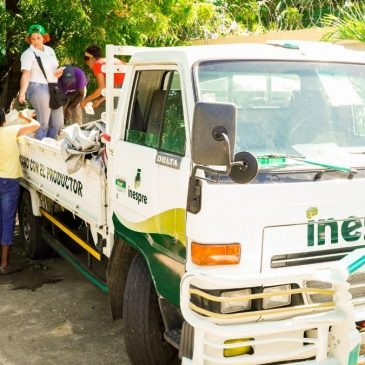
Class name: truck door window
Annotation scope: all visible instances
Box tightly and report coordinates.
[126,70,186,155]
[159,72,186,155]
[126,70,165,148]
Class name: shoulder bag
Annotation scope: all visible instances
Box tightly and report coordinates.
[33,52,67,110]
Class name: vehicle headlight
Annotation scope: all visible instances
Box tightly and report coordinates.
[220,289,252,314]
[262,285,291,309]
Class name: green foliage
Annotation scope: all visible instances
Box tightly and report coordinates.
[2,0,360,70]
[0,2,6,64]
[277,6,302,30]
[221,0,351,32]
[1,0,247,108]
[1,0,364,85]
[1,0,363,110]
[322,2,365,42]
[1,0,245,68]
[216,1,260,31]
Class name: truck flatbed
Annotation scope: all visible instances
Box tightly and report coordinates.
[18,135,107,228]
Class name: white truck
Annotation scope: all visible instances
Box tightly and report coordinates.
[17,42,365,365]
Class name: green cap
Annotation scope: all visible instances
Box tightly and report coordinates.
[28,24,46,35]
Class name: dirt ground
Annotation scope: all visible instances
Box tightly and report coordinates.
[0,226,131,365]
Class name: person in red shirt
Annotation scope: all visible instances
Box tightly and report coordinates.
[80,45,125,110]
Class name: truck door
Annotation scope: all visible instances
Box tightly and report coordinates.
[111,67,189,280]
[155,70,190,264]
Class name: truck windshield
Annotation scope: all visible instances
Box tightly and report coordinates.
[196,61,365,163]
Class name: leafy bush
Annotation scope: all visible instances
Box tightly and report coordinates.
[322,2,365,42]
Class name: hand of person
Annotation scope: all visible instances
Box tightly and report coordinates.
[64,108,71,119]
[54,67,65,79]
[19,111,33,123]
[18,92,26,104]
[80,99,88,109]
[92,99,103,109]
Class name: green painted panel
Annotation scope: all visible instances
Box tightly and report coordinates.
[348,343,360,365]
[113,213,185,306]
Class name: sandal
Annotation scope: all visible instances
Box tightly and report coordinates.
[0,265,21,275]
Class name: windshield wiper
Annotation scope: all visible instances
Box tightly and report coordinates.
[257,153,357,179]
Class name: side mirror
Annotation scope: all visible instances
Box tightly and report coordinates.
[190,102,258,187]
[192,102,236,166]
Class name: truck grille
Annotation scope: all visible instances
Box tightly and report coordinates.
[271,246,365,268]
[271,247,365,303]
[306,271,365,303]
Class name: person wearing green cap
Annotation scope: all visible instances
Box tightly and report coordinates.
[18,24,65,140]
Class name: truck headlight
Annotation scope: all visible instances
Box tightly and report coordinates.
[262,285,291,309]
[220,289,252,314]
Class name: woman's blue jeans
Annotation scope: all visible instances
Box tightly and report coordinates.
[0,178,20,245]
[26,82,64,139]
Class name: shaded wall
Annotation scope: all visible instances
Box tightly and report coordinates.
[191,27,365,51]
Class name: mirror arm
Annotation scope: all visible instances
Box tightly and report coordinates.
[222,133,232,175]
[191,133,245,181]
[222,133,247,171]
[191,164,222,180]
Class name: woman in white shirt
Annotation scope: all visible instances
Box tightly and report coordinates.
[18,24,64,139]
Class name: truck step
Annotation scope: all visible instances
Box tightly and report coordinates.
[164,329,181,350]
[178,321,194,360]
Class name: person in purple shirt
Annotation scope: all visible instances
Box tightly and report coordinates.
[59,65,87,125]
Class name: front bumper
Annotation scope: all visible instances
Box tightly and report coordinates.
[180,250,365,365]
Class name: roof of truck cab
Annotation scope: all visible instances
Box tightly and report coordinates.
[129,41,365,66]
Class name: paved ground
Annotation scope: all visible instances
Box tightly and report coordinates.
[0,226,130,365]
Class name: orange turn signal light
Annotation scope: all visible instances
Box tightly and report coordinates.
[191,242,241,266]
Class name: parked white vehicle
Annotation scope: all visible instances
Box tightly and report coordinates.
[18,42,365,365]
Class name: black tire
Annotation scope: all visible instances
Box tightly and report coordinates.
[107,238,137,320]
[19,191,50,259]
[123,254,178,365]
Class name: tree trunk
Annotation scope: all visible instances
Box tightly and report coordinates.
[0,0,21,111]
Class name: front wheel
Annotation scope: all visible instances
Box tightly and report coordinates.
[123,254,178,365]
[19,191,50,259]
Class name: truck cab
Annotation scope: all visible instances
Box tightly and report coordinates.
[107,42,365,364]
